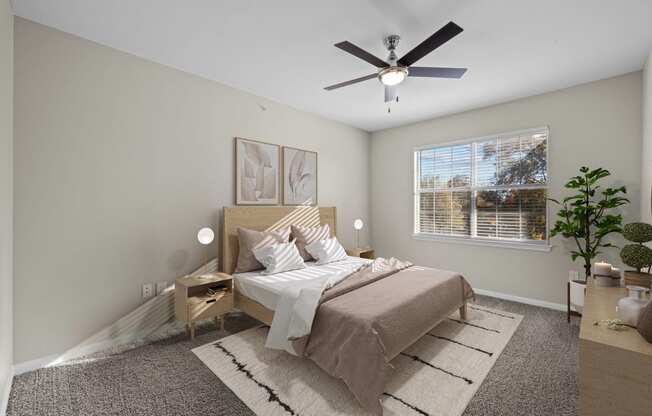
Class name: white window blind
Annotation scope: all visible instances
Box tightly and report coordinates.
[414,127,548,245]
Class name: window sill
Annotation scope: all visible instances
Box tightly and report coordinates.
[412,233,552,252]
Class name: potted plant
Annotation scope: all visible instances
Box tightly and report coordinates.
[550,167,628,280]
[620,222,652,287]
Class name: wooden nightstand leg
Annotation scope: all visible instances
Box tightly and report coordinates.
[459,303,467,320]
[190,322,196,340]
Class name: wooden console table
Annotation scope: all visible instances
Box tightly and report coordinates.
[579,280,652,415]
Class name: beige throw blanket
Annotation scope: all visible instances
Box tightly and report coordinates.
[293,258,474,415]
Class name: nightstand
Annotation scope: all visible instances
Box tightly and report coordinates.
[175,273,234,339]
[346,247,375,259]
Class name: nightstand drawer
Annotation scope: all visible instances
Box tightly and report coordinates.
[188,291,233,321]
[346,247,375,259]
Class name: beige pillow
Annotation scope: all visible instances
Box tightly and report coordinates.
[291,223,331,261]
[235,227,290,273]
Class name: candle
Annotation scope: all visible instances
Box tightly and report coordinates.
[610,267,621,278]
[594,261,612,276]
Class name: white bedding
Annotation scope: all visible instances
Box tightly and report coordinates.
[233,256,371,311]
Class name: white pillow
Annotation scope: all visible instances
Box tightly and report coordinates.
[252,239,306,275]
[305,237,348,265]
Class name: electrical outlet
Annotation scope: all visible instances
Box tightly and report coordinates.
[142,283,154,299]
[569,270,579,281]
[156,281,168,296]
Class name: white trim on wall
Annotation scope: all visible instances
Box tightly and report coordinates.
[411,126,550,151]
[0,366,13,416]
[12,289,566,378]
[412,233,552,252]
[474,288,565,311]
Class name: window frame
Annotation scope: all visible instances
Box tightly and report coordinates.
[412,126,551,252]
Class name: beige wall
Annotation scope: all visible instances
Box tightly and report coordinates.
[13,18,370,364]
[0,0,13,408]
[642,51,652,223]
[371,73,642,305]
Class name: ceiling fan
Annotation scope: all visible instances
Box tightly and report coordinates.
[324,21,467,109]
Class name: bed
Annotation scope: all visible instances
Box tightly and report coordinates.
[221,206,473,414]
[222,206,341,324]
[233,255,372,311]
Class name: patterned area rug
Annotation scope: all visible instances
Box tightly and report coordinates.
[193,305,522,416]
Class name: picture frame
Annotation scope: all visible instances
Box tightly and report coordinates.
[234,137,280,205]
[282,146,318,206]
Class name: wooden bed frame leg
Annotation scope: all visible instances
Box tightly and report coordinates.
[459,303,467,320]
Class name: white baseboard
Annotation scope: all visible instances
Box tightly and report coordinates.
[11,268,563,379]
[13,354,59,376]
[14,259,220,376]
[1,366,14,416]
[474,288,566,312]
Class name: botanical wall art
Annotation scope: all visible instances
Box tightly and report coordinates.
[283,147,318,205]
[235,137,280,205]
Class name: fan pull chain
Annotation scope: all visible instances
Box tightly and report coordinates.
[387,95,400,113]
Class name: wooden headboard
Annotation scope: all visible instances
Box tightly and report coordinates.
[221,206,337,274]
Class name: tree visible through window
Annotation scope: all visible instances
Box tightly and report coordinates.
[414,128,548,244]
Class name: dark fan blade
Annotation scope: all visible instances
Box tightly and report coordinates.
[384,85,397,103]
[409,66,467,79]
[397,22,463,67]
[324,73,377,91]
[334,41,389,68]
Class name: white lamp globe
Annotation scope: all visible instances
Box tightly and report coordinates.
[353,219,364,231]
[197,227,214,245]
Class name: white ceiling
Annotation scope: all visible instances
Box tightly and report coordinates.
[13,0,652,132]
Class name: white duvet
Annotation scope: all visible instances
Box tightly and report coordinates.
[265,267,355,355]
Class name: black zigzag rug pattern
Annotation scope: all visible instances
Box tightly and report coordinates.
[193,304,521,416]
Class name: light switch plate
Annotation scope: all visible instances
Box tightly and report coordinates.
[142,283,154,299]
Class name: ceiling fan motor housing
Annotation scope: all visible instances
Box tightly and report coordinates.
[384,35,401,63]
[379,35,408,86]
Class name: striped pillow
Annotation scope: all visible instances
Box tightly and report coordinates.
[305,237,348,265]
[252,240,306,275]
[291,224,331,261]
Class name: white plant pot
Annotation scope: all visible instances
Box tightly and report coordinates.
[570,279,586,313]
[617,286,650,326]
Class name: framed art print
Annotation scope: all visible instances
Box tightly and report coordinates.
[235,137,280,205]
[282,146,318,205]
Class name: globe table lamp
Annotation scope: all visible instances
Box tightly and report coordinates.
[197,227,214,277]
[353,219,364,249]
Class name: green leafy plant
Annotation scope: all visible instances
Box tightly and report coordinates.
[620,222,652,273]
[550,167,629,279]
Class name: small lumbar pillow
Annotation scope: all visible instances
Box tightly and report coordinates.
[235,227,291,273]
[291,224,331,261]
[253,239,306,275]
[305,237,348,265]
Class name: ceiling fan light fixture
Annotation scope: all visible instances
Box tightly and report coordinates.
[378,66,408,86]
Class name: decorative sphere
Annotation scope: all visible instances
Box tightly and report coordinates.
[353,219,364,231]
[622,222,652,243]
[197,227,215,245]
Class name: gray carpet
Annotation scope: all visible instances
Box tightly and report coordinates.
[7,296,579,416]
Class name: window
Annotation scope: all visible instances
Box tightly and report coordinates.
[413,127,549,249]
